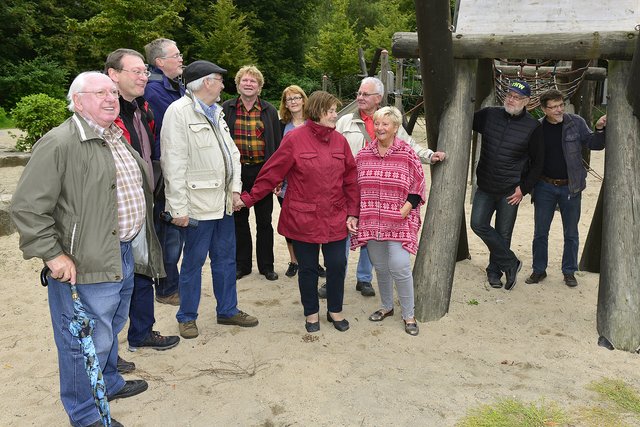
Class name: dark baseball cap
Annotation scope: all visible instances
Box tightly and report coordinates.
[509,80,531,97]
[183,60,227,85]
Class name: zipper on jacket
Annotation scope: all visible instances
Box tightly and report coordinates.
[70,223,78,256]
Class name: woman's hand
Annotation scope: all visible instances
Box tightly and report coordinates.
[400,201,412,219]
[346,216,359,234]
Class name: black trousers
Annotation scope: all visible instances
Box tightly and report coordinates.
[292,238,347,316]
[235,163,274,273]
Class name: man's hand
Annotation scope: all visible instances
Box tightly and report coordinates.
[595,114,607,130]
[431,151,447,164]
[346,216,359,234]
[273,182,283,196]
[507,186,523,205]
[172,216,190,227]
[46,254,77,285]
[233,192,246,211]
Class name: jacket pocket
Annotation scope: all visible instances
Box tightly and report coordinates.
[189,123,214,149]
[299,152,318,160]
[186,178,224,213]
[287,199,317,232]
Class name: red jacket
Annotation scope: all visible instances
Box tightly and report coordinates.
[241,120,359,244]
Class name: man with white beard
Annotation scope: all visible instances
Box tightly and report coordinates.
[470,80,543,291]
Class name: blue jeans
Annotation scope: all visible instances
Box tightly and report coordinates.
[294,238,347,316]
[153,199,182,297]
[176,215,239,323]
[127,273,155,346]
[344,240,373,283]
[47,242,134,427]
[532,181,581,274]
[470,188,520,275]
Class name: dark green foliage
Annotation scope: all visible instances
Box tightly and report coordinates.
[10,94,69,152]
[0,57,69,110]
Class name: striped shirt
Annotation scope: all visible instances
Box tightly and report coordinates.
[86,118,146,242]
[232,98,265,164]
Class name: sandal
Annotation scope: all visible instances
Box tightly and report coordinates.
[404,320,419,336]
[368,309,394,322]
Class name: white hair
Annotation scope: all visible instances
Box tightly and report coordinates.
[186,74,217,93]
[361,77,384,96]
[67,71,104,112]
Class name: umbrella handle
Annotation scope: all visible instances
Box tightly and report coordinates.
[40,266,51,287]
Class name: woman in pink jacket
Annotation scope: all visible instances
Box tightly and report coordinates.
[238,91,359,333]
[351,106,426,336]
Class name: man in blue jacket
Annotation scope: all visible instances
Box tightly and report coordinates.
[143,38,186,306]
[525,89,607,287]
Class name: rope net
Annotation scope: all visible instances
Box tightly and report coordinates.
[493,59,592,110]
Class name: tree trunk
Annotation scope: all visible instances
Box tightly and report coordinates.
[414,59,477,322]
[579,184,603,273]
[596,60,640,352]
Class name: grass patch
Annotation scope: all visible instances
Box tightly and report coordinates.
[588,378,640,416]
[457,398,568,427]
[0,107,14,129]
[574,405,628,427]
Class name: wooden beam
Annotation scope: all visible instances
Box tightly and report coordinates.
[496,65,607,81]
[597,60,640,352]
[392,31,638,60]
[414,59,477,322]
[627,29,640,118]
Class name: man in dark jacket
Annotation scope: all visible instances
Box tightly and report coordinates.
[222,65,282,281]
[106,48,180,355]
[143,38,186,306]
[525,89,607,287]
[471,80,544,290]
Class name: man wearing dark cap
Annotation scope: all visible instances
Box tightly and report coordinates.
[160,60,259,339]
[470,79,544,290]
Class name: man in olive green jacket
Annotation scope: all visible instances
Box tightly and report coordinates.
[11,71,164,427]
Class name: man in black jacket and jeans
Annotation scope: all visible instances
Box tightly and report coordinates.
[470,80,544,290]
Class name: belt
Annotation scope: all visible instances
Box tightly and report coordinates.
[540,176,568,186]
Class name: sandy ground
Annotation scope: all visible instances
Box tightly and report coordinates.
[0,128,639,427]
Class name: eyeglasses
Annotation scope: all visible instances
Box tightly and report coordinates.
[505,92,528,101]
[543,102,565,110]
[209,76,224,82]
[120,69,151,78]
[285,95,303,103]
[161,53,183,59]
[356,91,379,98]
[78,89,120,99]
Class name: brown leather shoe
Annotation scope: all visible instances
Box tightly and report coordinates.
[564,274,578,287]
[156,292,180,306]
[217,310,258,327]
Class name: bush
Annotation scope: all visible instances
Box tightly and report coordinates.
[11,94,69,152]
[0,107,14,129]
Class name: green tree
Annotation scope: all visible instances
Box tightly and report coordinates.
[0,56,69,109]
[189,0,256,78]
[69,0,186,67]
[306,0,361,97]
[362,0,413,60]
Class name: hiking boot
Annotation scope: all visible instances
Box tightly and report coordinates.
[525,271,547,284]
[504,259,522,291]
[217,310,258,327]
[128,331,180,352]
[318,282,327,299]
[285,262,298,277]
[117,355,135,374]
[356,281,375,296]
[108,379,148,401]
[564,273,578,287]
[487,272,503,288]
[178,320,199,339]
[156,292,180,306]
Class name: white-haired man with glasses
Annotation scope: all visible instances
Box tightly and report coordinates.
[12,71,164,426]
[144,38,186,307]
[323,76,445,299]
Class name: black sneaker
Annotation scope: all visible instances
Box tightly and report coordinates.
[128,331,180,352]
[117,355,135,374]
[505,259,522,290]
[356,281,376,296]
[525,271,547,284]
[564,273,578,287]
[318,282,327,299]
[285,262,298,277]
[487,272,503,288]
[317,265,326,278]
[108,379,148,401]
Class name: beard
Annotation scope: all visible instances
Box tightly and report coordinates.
[504,104,524,116]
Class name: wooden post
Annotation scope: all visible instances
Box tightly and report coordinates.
[597,60,640,352]
[579,185,603,273]
[379,50,389,107]
[395,59,404,111]
[322,75,328,92]
[414,59,477,322]
[627,26,640,118]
